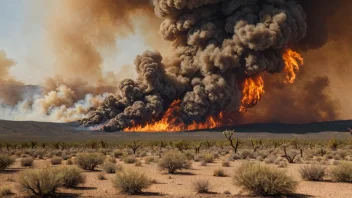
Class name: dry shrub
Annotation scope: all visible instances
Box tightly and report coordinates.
[200,160,207,166]
[66,158,73,165]
[233,162,297,196]
[193,179,210,193]
[0,155,14,171]
[103,162,117,173]
[97,172,106,180]
[135,160,142,167]
[299,164,326,181]
[278,161,288,168]
[201,153,214,163]
[113,150,123,158]
[123,156,137,164]
[0,186,13,196]
[75,153,104,171]
[158,151,191,174]
[18,168,63,197]
[50,156,63,165]
[221,160,230,167]
[264,155,277,164]
[239,150,255,159]
[144,156,155,164]
[20,157,33,167]
[331,162,352,183]
[213,168,226,177]
[112,170,151,195]
[57,166,86,188]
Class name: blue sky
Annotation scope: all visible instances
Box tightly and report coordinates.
[0,1,154,85]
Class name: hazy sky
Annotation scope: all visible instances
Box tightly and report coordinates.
[0,1,151,85]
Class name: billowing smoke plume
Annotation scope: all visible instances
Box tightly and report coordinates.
[0,50,26,106]
[81,0,308,131]
[243,0,351,124]
[0,0,168,122]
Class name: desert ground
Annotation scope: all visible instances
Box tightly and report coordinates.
[1,157,352,197]
[0,133,352,197]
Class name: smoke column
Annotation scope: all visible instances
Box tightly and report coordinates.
[1,0,351,130]
[81,0,308,131]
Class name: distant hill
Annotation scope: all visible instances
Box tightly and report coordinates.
[0,119,351,141]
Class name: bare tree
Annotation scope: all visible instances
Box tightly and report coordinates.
[250,138,263,152]
[100,140,108,149]
[223,130,243,154]
[193,141,202,155]
[282,145,298,163]
[128,140,143,155]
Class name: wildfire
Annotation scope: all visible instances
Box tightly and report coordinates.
[123,49,303,132]
[283,48,304,84]
[239,75,265,113]
[124,100,224,132]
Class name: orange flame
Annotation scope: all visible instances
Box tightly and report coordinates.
[283,48,303,84]
[239,75,265,113]
[123,100,224,132]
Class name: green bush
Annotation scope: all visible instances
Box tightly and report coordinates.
[103,162,117,173]
[193,179,210,193]
[57,166,86,188]
[112,170,151,195]
[18,168,63,197]
[0,155,15,171]
[158,151,191,174]
[75,153,104,171]
[233,162,297,196]
[299,164,326,181]
[21,157,34,167]
[331,162,352,183]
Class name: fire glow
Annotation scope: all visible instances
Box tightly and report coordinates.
[124,48,303,132]
[283,48,304,84]
[124,100,225,132]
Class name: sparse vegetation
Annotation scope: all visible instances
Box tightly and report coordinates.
[0,136,351,197]
[20,157,34,167]
[213,168,226,177]
[51,156,63,165]
[233,162,298,196]
[158,150,191,174]
[193,179,211,193]
[123,156,137,164]
[18,168,63,197]
[112,170,151,195]
[330,162,352,183]
[75,153,104,171]
[0,186,12,196]
[58,166,86,188]
[0,155,14,171]
[299,164,326,181]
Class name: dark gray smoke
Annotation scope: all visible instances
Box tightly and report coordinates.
[80,0,308,131]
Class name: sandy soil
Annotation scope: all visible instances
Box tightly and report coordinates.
[1,158,352,198]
